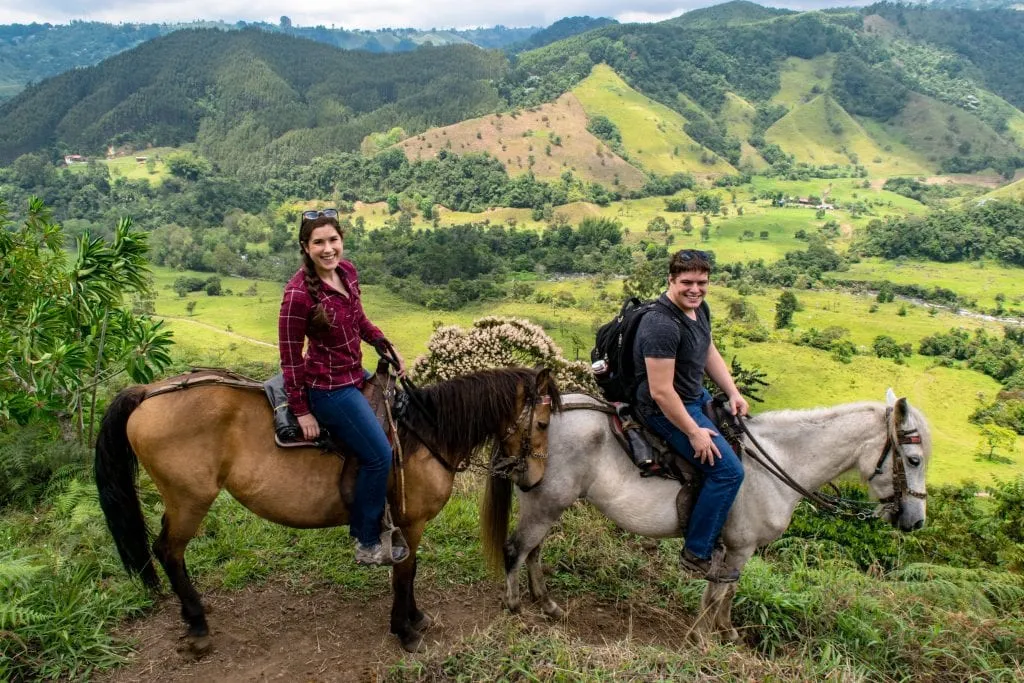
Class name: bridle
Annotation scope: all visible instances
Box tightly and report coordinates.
[491,394,552,484]
[727,403,926,520]
[867,406,927,515]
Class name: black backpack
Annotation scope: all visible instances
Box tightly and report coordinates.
[591,297,685,404]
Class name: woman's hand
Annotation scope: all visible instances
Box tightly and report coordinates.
[297,413,320,441]
[392,348,407,378]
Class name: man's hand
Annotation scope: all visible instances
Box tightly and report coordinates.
[687,427,722,465]
[297,413,320,441]
[727,392,749,418]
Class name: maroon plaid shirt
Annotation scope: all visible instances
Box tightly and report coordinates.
[278,261,384,416]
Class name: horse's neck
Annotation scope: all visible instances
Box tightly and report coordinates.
[745,405,884,494]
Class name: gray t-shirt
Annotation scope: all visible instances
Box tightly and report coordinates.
[633,293,711,412]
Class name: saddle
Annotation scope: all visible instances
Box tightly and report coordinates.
[611,393,744,484]
[264,358,398,452]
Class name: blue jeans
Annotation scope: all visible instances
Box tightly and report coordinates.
[309,385,392,546]
[642,389,744,559]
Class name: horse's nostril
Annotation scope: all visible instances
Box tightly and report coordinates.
[913,519,924,531]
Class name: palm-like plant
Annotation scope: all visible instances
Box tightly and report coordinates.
[0,198,174,442]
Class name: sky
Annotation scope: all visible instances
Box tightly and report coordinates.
[0,1,877,30]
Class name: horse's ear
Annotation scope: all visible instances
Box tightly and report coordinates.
[534,365,551,389]
[895,397,908,423]
[885,388,897,407]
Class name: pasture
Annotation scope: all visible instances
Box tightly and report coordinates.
[572,64,736,177]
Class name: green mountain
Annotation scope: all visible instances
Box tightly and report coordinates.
[668,0,795,27]
[4,2,1024,183]
[0,29,506,173]
[0,20,540,103]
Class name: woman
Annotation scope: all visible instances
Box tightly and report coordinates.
[279,208,409,566]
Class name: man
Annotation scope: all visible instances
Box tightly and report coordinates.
[633,249,748,582]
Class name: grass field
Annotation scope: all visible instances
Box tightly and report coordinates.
[983,176,1024,202]
[572,64,736,177]
[395,93,648,190]
[842,257,1024,311]
[722,92,769,171]
[148,265,1023,484]
[66,146,176,185]
[771,55,836,110]
[766,95,929,177]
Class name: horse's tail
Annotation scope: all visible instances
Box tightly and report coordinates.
[480,472,513,575]
[95,386,160,590]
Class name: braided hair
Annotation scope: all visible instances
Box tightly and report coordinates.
[298,215,344,336]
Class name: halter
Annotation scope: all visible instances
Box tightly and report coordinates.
[491,395,552,481]
[868,406,927,514]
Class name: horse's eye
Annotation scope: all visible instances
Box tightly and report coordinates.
[907,456,921,467]
[537,422,549,431]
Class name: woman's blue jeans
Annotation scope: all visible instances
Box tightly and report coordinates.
[309,385,392,546]
[642,389,744,560]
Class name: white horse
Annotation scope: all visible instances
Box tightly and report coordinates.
[499,389,932,641]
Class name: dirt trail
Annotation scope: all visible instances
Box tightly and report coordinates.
[161,316,276,348]
[99,581,687,682]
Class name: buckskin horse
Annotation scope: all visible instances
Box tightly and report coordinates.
[95,365,560,654]
[496,389,931,642]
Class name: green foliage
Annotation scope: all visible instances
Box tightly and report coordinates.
[0,426,91,510]
[774,290,798,329]
[830,53,908,120]
[585,113,621,144]
[0,198,173,437]
[164,152,211,181]
[859,200,1024,267]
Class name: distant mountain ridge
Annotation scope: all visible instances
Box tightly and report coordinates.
[3,2,1024,184]
[0,19,549,103]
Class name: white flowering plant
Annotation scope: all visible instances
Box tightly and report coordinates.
[412,316,596,393]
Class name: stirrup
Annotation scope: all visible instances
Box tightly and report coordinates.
[379,503,409,564]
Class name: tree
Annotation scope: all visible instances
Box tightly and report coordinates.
[775,290,799,329]
[622,252,664,301]
[976,422,1017,462]
[0,198,173,442]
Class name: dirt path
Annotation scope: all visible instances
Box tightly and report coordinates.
[99,581,688,682]
[161,316,276,348]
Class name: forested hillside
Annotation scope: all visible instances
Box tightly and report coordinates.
[4,3,1024,182]
[0,20,545,102]
[0,29,506,174]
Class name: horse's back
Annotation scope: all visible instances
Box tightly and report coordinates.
[127,384,349,528]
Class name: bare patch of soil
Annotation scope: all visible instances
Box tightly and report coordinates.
[99,581,693,682]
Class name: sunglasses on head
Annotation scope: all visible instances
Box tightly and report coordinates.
[302,208,339,221]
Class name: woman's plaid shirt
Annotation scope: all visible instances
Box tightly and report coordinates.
[278,261,384,416]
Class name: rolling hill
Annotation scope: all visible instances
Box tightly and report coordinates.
[571,64,736,177]
[395,92,648,189]
[765,94,931,175]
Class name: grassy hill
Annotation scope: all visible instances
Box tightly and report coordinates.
[770,55,836,110]
[395,93,647,189]
[766,95,930,176]
[981,176,1024,201]
[571,64,736,177]
[879,93,1020,169]
[668,0,794,27]
[721,92,769,170]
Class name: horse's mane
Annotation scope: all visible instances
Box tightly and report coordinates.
[748,402,881,429]
[400,367,562,468]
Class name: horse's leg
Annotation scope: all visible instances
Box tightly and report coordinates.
[696,547,750,643]
[525,545,564,619]
[151,495,216,655]
[390,520,428,653]
[503,496,565,618]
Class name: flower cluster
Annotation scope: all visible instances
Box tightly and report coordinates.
[412,316,597,393]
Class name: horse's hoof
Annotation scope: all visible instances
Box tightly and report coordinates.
[188,635,213,657]
[542,603,565,620]
[400,633,426,653]
[504,599,521,614]
[411,612,433,632]
[724,628,741,644]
